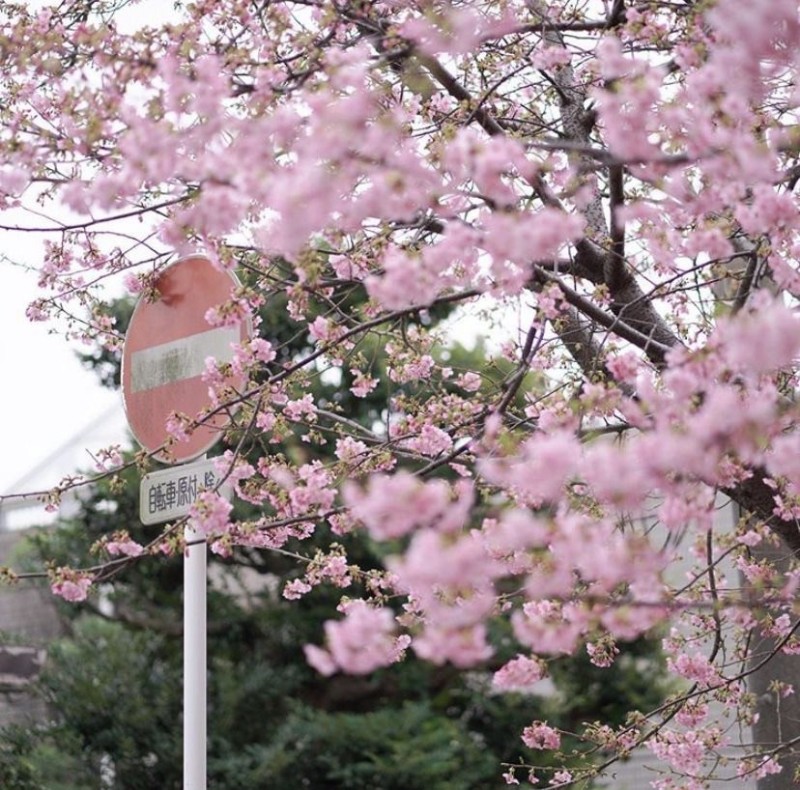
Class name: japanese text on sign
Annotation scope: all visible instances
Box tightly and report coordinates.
[147,470,217,517]
[139,457,231,526]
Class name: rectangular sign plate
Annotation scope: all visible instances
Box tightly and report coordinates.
[139,456,231,526]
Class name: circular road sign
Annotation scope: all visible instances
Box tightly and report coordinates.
[121,254,251,464]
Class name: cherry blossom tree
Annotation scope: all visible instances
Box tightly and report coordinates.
[3,0,800,786]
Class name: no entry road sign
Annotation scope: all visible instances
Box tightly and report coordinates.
[121,254,251,464]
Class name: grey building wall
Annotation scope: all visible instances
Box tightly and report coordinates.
[0,530,63,727]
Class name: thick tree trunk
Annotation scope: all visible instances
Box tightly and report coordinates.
[745,529,800,789]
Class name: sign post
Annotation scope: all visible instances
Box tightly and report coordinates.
[121,255,251,790]
[184,516,206,790]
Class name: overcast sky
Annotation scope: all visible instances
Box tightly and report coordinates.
[0,1,176,497]
[0,252,126,495]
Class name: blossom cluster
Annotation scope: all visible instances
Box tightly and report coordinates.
[10,0,800,786]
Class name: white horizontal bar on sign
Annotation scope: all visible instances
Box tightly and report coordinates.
[130,327,240,393]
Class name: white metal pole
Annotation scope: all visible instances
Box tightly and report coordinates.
[184,520,207,790]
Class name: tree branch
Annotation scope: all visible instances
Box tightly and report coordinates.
[532,266,673,365]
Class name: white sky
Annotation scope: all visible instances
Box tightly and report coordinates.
[0,1,177,498]
[0,253,126,494]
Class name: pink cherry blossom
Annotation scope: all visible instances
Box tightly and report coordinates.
[648,727,724,777]
[401,423,453,457]
[188,491,233,539]
[16,0,800,784]
[480,431,580,506]
[283,579,312,600]
[284,393,317,422]
[668,653,720,687]
[306,600,409,675]
[738,756,783,781]
[343,472,452,539]
[512,601,588,656]
[51,570,93,603]
[455,371,482,392]
[106,538,145,558]
[521,722,561,751]
[349,369,378,398]
[493,655,547,691]
[412,622,493,668]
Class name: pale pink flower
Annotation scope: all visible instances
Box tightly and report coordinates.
[480,431,579,506]
[389,528,498,602]
[308,554,352,588]
[304,643,336,676]
[767,433,800,487]
[493,655,546,691]
[283,579,312,600]
[213,452,254,487]
[400,354,435,382]
[204,299,249,328]
[255,411,276,434]
[718,297,800,375]
[25,300,49,322]
[754,757,782,779]
[106,538,144,558]
[402,423,453,457]
[772,615,793,640]
[330,254,368,280]
[738,756,783,781]
[250,337,276,363]
[366,246,444,310]
[521,722,561,750]
[284,393,317,422]
[586,639,619,668]
[309,601,408,675]
[289,462,336,513]
[482,209,584,273]
[350,369,378,398]
[648,727,723,776]
[343,472,451,539]
[455,371,482,392]
[428,93,453,114]
[675,702,709,728]
[596,35,642,80]
[531,46,571,69]
[188,491,233,538]
[309,316,332,343]
[51,570,92,603]
[335,436,369,464]
[412,623,493,667]
[512,601,588,656]
[122,272,144,294]
[400,7,482,56]
[605,351,642,385]
[165,412,192,443]
[737,530,762,547]
[536,285,564,320]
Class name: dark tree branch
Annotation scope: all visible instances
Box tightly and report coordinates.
[609,163,626,263]
[533,266,672,365]
[606,0,627,28]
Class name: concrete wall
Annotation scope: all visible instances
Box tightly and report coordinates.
[0,530,63,727]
